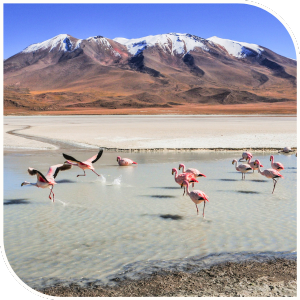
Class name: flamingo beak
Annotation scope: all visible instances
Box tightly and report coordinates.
[260,164,263,167]
[172,171,174,175]
[199,174,206,177]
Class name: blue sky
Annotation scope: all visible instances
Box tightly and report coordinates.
[4,3,296,59]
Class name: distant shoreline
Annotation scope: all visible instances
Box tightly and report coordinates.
[4,115,297,151]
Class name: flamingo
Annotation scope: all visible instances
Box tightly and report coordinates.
[181,180,209,217]
[232,159,252,180]
[254,159,283,194]
[21,163,72,202]
[247,155,263,173]
[239,151,253,162]
[117,156,137,166]
[270,155,284,171]
[63,149,103,177]
[178,164,206,178]
[278,147,293,153]
[172,168,198,195]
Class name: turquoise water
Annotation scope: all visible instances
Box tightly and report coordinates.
[3,150,297,288]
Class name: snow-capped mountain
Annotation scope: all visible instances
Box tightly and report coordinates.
[22,34,82,53]
[114,33,210,56]
[4,32,296,113]
[19,32,265,59]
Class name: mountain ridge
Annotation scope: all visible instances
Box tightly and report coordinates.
[4,32,297,114]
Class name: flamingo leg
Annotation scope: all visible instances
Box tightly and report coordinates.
[49,186,54,202]
[92,169,101,176]
[272,179,278,194]
[203,201,206,217]
[183,187,186,196]
[196,204,199,215]
[51,188,55,202]
[192,182,194,188]
[77,170,86,177]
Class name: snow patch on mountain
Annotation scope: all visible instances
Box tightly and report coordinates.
[114,33,209,56]
[207,36,264,58]
[87,36,121,57]
[22,34,74,53]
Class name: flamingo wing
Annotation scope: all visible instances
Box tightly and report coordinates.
[28,168,49,183]
[276,162,284,170]
[197,191,209,201]
[86,149,103,164]
[62,153,82,163]
[46,164,72,180]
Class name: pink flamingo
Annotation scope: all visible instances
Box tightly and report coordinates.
[21,164,72,202]
[63,149,103,177]
[270,155,284,171]
[239,151,253,162]
[254,159,284,194]
[232,159,252,180]
[247,155,263,173]
[178,164,206,178]
[117,156,137,166]
[172,168,198,195]
[181,180,209,217]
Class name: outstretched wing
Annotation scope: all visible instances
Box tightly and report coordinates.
[86,149,104,164]
[46,164,73,180]
[62,153,82,163]
[28,168,49,183]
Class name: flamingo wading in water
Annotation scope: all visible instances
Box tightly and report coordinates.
[63,149,103,177]
[172,168,198,195]
[117,156,137,166]
[181,180,209,217]
[178,164,206,178]
[239,151,253,162]
[232,159,252,180]
[21,164,72,202]
[270,155,284,171]
[254,159,283,194]
[247,155,263,173]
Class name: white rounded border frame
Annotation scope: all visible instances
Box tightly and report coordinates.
[0,0,300,299]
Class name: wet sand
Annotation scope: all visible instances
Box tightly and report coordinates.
[37,259,296,297]
[4,115,297,150]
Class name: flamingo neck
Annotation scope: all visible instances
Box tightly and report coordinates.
[185,183,190,196]
[257,164,263,174]
[270,156,274,163]
[181,165,186,172]
[22,181,37,186]
[173,169,178,179]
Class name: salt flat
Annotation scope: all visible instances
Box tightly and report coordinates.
[4,115,297,150]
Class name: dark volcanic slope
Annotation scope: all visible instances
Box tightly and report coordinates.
[4,33,296,112]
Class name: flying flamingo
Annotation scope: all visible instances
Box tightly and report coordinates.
[172,168,198,195]
[239,151,253,162]
[117,156,137,166]
[21,163,72,202]
[254,159,283,194]
[63,149,103,177]
[247,155,263,172]
[181,180,209,217]
[178,164,206,178]
[270,155,284,171]
[232,159,252,180]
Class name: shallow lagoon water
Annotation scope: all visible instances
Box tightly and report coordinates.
[3,150,297,289]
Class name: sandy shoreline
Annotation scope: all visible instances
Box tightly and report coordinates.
[4,115,297,151]
[36,258,296,297]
